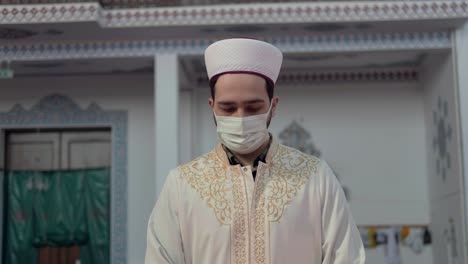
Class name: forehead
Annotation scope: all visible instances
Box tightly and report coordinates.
[214,73,268,100]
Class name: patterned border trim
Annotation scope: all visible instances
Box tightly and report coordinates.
[196,68,419,85]
[102,1,468,27]
[1,1,467,26]
[0,31,451,60]
[0,3,99,24]
[277,68,419,83]
[0,94,128,264]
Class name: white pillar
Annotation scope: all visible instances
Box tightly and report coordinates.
[455,21,468,258]
[154,54,179,198]
[0,130,3,259]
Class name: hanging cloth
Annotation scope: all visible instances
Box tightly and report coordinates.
[383,227,402,264]
[4,168,110,264]
[402,227,424,254]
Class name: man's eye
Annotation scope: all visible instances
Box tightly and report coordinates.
[222,108,236,113]
[246,108,262,113]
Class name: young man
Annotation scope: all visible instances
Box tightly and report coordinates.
[145,38,365,264]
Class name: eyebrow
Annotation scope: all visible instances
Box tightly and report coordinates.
[217,99,266,106]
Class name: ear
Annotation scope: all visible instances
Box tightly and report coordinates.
[208,97,214,108]
[271,96,279,117]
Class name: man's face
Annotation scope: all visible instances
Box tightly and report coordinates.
[208,73,278,122]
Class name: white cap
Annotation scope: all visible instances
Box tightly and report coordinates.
[204,38,283,85]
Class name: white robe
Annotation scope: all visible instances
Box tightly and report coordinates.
[145,138,365,264]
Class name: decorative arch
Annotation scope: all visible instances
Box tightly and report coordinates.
[0,94,128,264]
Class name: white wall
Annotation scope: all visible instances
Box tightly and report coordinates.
[455,21,468,263]
[189,80,432,264]
[0,73,155,264]
[422,52,467,264]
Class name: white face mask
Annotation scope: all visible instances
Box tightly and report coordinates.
[214,103,272,154]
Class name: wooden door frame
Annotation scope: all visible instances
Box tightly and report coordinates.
[0,94,128,264]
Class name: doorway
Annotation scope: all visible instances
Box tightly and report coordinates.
[2,128,111,264]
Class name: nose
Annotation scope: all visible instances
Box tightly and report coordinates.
[233,108,248,118]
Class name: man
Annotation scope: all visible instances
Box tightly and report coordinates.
[145,38,365,264]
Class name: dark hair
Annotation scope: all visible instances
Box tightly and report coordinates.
[209,75,274,101]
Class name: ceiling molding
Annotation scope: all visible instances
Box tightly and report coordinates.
[0,31,451,61]
[0,1,467,26]
[195,67,420,86]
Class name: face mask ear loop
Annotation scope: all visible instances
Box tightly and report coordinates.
[266,101,273,116]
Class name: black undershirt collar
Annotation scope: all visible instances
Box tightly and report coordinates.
[222,135,272,180]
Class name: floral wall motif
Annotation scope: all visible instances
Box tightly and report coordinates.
[432,96,453,183]
[279,120,321,157]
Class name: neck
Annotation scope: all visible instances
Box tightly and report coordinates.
[233,137,270,167]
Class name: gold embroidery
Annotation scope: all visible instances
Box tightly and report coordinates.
[179,144,319,264]
[179,151,248,264]
[254,167,267,264]
[253,145,319,264]
[231,168,248,264]
[267,145,319,222]
[179,152,232,224]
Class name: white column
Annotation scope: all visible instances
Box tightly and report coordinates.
[154,54,179,198]
[0,130,3,259]
[455,21,468,256]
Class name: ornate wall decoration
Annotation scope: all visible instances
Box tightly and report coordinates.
[0,0,89,4]
[0,31,452,61]
[101,1,468,27]
[0,94,128,264]
[433,96,453,182]
[0,27,37,39]
[0,3,99,24]
[277,69,419,83]
[279,120,321,158]
[443,218,459,263]
[1,1,467,27]
[196,68,419,87]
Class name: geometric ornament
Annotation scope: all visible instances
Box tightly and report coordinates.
[0,27,37,40]
[279,120,321,157]
[443,218,458,262]
[432,96,452,183]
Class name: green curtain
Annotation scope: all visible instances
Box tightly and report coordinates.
[81,169,110,264]
[4,168,110,264]
[4,171,37,264]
